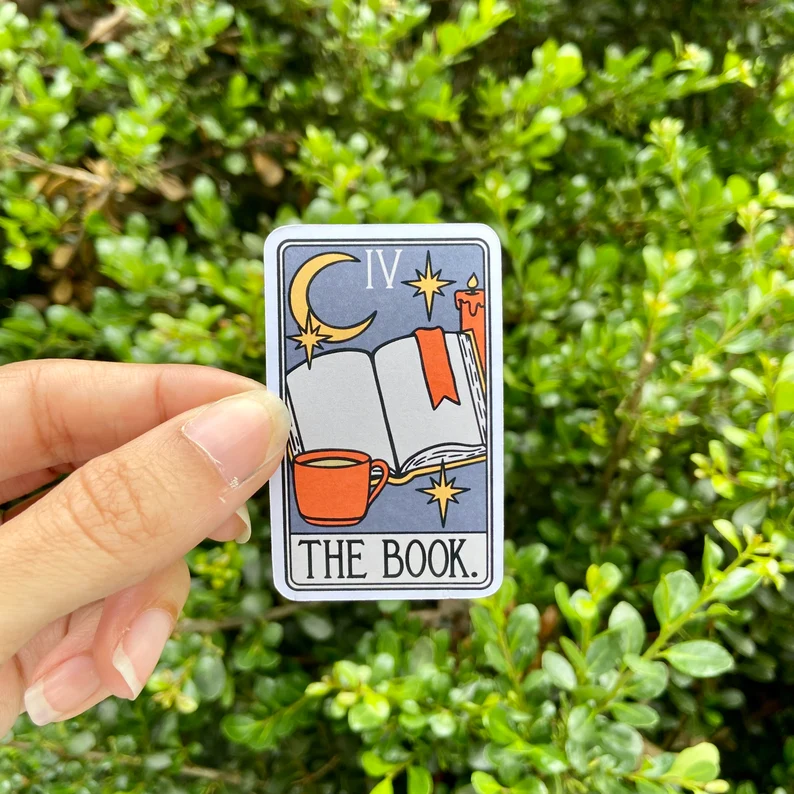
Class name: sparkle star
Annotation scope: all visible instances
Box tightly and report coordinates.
[402,252,454,321]
[289,315,330,367]
[417,464,469,527]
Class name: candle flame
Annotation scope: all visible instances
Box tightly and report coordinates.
[467,273,479,290]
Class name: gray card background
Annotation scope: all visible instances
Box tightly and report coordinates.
[280,241,489,535]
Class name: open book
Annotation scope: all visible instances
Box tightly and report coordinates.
[286,331,487,483]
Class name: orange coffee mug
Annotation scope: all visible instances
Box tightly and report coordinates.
[292,449,390,527]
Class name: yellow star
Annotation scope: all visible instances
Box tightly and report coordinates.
[417,465,470,527]
[402,252,454,320]
[289,315,330,367]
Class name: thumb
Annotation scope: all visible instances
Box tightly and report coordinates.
[0,389,290,663]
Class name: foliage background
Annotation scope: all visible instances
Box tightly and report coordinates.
[2,0,794,792]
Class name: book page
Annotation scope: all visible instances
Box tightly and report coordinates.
[287,351,397,470]
[373,334,486,471]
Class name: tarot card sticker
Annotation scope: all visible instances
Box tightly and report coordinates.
[265,224,503,601]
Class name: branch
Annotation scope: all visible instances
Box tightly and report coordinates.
[596,541,758,713]
[4,741,244,786]
[176,601,319,633]
[601,338,657,497]
[11,152,108,187]
[407,599,469,626]
[296,755,341,786]
[82,7,129,48]
[160,133,298,171]
[176,599,470,634]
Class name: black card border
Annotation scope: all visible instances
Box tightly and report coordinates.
[276,237,495,592]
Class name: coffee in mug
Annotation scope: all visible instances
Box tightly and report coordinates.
[292,449,390,526]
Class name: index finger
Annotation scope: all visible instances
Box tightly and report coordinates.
[0,360,263,483]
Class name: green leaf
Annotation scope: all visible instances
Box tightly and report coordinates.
[193,655,227,701]
[221,715,277,750]
[470,604,500,644]
[730,368,765,396]
[711,568,761,601]
[484,640,510,673]
[609,702,660,728]
[726,174,752,203]
[484,705,519,744]
[711,474,736,499]
[66,731,96,755]
[702,536,724,581]
[428,711,456,738]
[624,654,669,699]
[721,425,757,449]
[643,245,664,284]
[348,693,390,732]
[361,751,401,777]
[668,742,720,782]
[608,601,645,655]
[732,497,768,529]
[507,603,540,667]
[5,247,32,270]
[717,622,756,657]
[708,440,729,473]
[653,570,699,627]
[635,782,667,794]
[371,778,395,794]
[642,489,678,514]
[724,329,764,354]
[713,519,742,552]
[192,174,218,204]
[296,611,334,641]
[333,660,361,688]
[567,706,595,744]
[511,780,547,794]
[143,752,172,772]
[570,592,598,626]
[407,766,433,794]
[305,681,331,697]
[585,630,623,674]
[599,721,644,772]
[665,641,734,677]
[665,268,698,299]
[554,581,577,628]
[559,636,588,678]
[556,43,583,83]
[775,382,794,413]
[542,650,577,690]
[586,562,622,601]
[46,305,95,339]
[524,744,568,775]
[472,771,503,794]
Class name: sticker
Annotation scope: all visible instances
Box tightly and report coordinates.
[265,224,503,601]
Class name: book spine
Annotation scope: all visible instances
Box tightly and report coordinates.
[285,390,304,456]
[459,333,487,443]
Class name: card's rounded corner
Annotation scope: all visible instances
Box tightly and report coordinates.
[272,570,311,602]
[464,223,502,254]
[470,572,504,599]
[263,224,302,261]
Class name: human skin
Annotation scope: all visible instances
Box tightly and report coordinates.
[0,359,291,734]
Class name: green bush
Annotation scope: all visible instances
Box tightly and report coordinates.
[2,0,794,791]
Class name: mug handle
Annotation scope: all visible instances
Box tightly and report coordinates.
[367,460,390,507]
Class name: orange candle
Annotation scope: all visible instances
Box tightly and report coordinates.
[455,274,486,372]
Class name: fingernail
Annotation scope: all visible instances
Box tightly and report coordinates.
[235,504,252,544]
[24,655,100,726]
[182,390,291,487]
[112,609,174,699]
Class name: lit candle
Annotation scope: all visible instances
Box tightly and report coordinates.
[455,273,486,372]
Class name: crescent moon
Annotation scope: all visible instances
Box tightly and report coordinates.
[288,252,376,342]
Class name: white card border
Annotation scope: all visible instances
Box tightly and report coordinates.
[265,224,503,601]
